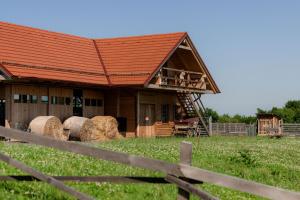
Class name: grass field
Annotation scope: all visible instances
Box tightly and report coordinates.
[0,136,299,200]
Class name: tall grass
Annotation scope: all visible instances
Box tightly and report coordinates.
[0,136,299,199]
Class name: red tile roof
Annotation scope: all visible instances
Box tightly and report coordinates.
[1,22,216,89]
[94,33,185,85]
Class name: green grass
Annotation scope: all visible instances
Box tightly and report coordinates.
[0,136,299,199]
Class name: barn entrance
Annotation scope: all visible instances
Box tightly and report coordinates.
[0,99,5,126]
[73,89,83,116]
[139,104,155,137]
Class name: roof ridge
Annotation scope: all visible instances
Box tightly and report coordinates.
[0,21,186,41]
[0,21,90,40]
[93,32,187,41]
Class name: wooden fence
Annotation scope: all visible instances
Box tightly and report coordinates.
[282,123,300,136]
[210,122,256,136]
[0,126,299,200]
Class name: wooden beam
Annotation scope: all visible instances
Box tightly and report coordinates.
[136,90,140,137]
[0,127,299,200]
[165,175,219,200]
[147,84,213,94]
[178,45,192,51]
[162,67,203,75]
[0,175,201,184]
[0,152,93,200]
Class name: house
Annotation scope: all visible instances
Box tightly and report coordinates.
[0,21,220,137]
[257,113,283,135]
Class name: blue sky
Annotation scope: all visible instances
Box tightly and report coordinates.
[1,0,300,115]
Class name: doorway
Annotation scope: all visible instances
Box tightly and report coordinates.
[73,89,83,116]
[0,99,5,126]
[139,104,155,137]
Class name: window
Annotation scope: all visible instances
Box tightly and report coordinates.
[41,96,49,104]
[13,94,21,103]
[85,98,91,106]
[30,95,38,104]
[65,97,71,105]
[97,99,103,107]
[14,94,37,104]
[51,96,57,104]
[91,99,97,107]
[22,94,29,103]
[58,97,64,105]
[161,104,169,123]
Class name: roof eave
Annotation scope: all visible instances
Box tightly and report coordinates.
[0,63,13,79]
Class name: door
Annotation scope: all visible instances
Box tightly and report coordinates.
[73,89,83,116]
[139,104,155,137]
[0,99,5,126]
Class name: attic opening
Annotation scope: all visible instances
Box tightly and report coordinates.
[148,38,215,93]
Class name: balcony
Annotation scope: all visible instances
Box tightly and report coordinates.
[148,67,212,93]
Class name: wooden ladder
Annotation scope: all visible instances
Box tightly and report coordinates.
[177,92,209,136]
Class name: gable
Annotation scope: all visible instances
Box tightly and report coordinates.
[147,36,220,93]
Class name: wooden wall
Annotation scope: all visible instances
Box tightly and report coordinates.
[257,117,282,135]
[49,87,73,121]
[120,92,136,137]
[2,83,178,137]
[137,91,177,137]
[104,89,136,138]
[3,84,104,129]
[83,89,104,118]
[8,85,48,128]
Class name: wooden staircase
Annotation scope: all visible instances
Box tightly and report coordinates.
[177,92,210,136]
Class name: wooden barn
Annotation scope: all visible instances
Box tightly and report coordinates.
[0,21,220,137]
[257,113,283,135]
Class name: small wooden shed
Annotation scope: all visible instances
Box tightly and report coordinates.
[257,113,283,135]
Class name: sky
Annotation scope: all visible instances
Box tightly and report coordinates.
[1,0,300,115]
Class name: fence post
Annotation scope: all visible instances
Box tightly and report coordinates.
[178,141,192,200]
[209,116,212,136]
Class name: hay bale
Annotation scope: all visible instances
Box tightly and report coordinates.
[63,116,107,142]
[91,116,122,139]
[28,116,68,141]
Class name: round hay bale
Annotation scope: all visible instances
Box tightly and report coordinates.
[91,116,121,139]
[28,116,68,141]
[63,116,106,142]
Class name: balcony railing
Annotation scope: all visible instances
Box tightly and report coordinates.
[158,67,207,90]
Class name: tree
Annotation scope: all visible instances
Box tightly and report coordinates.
[205,108,219,122]
[285,100,300,110]
[256,100,300,123]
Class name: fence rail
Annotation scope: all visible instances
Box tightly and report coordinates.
[0,127,299,200]
[210,122,256,136]
[283,123,300,136]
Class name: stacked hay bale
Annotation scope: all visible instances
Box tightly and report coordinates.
[28,116,69,141]
[92,116,123,139]
[63,116,107,142]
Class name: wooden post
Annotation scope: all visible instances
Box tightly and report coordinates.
[178,141,192,200]
[136,90,140,137]
[209,116,212,136]
[117,89,120,117]
[47,87,50,115]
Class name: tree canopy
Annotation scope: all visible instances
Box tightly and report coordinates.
[206,100,300,124]
[205,108,256,124]
[256,100,300,123]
